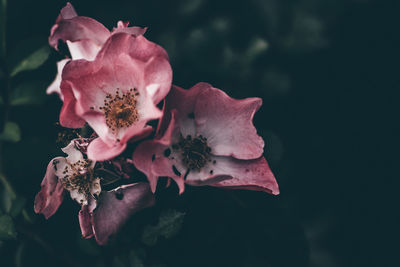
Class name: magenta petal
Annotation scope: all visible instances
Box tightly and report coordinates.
[34,158,65,219]
[78,205,94,238]
[194,86,264,160]
[91,183,155,245]
[87,138,127,161]
[209,156,279,195]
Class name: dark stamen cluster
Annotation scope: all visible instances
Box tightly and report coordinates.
[61,159,97,202]
[173,135,212,171]
[99,88,139,132]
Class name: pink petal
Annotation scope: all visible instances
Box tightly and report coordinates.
[133,110,185,194]
[34,158,65,219]
[194,85,265,160]
[208,156,279,195]
[87,137,127,161]
[91,183,155,245]
[66,39,101,60]
[47,59,69,98]
[78,205,94,238]
[49,4,110,55]
[157,83,211,138]
[59,81,85,128]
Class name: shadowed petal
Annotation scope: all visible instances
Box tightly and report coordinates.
[79,205,94,238]
[91,183,155,245]
[47,59,69,98]
[34,158,66,219]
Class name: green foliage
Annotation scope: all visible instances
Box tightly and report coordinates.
[15,242,26,267]
[0,214,17,240]
[10,80,48,106]
[10,45,50,77]
[141,209,185,246]
[0,121,21,142]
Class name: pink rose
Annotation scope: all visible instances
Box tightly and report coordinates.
[59,30,172,160]
[132,83,280,195]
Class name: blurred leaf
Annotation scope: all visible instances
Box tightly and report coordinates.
[0,121,21,142]
[77,238,101,256]
[0,186,13,213]
[0,215,17,240]
[129,249,145,267]
[10,196,25,218]
[15,242,26,267]
[10,45,50,77]
[10,80,48,106]
[142,209,185,246]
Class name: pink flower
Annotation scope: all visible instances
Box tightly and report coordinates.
[132,83,280,195]
[59,29,172,160]
[47,2,146,97]
[34,139,155,245]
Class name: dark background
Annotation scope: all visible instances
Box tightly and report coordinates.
[1,0,399,266]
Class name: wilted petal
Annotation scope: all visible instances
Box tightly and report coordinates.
[91,183,155,245]
[194,85,264,160]
[79,205,94,238]
[34,158,65,219]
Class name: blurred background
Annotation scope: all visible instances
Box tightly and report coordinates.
[0,0,399,266]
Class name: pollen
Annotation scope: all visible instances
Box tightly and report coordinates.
[173,134,212,171]
[99,88,139,132]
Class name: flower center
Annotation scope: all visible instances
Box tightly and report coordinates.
[173,135,212,171]
[61,159,97,199]
[99,88,139,132]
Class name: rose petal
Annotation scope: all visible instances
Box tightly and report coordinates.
[194,85,265,160]
[87,137,127,161]
[112,21,147,37]
[47,59,69,98]
[34,158,65,219]
[78,205,94,238]
[91,183,155,245]
[206,156,279,195]
[59,81,86,128]
[133,110,185,193]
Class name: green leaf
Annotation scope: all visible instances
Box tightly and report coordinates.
[142,209,185,246]
[10,45,50,77]
[128,249,146,267]
[10,81,48,106]
[15,242,26,267]
[0,186,13,213]
[0,122,21,142]
[10,196,25,218]
[0,215,17,240]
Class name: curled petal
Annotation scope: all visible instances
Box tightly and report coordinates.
[47,59,69,98]
[194,85,264,160]
[79,205,94,238]
[49,3,110,56]
[34,158,65,219]
[91,183,155,245]
[87,138,127,162]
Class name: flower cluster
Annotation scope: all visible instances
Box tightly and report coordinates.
[34,3,279,245]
